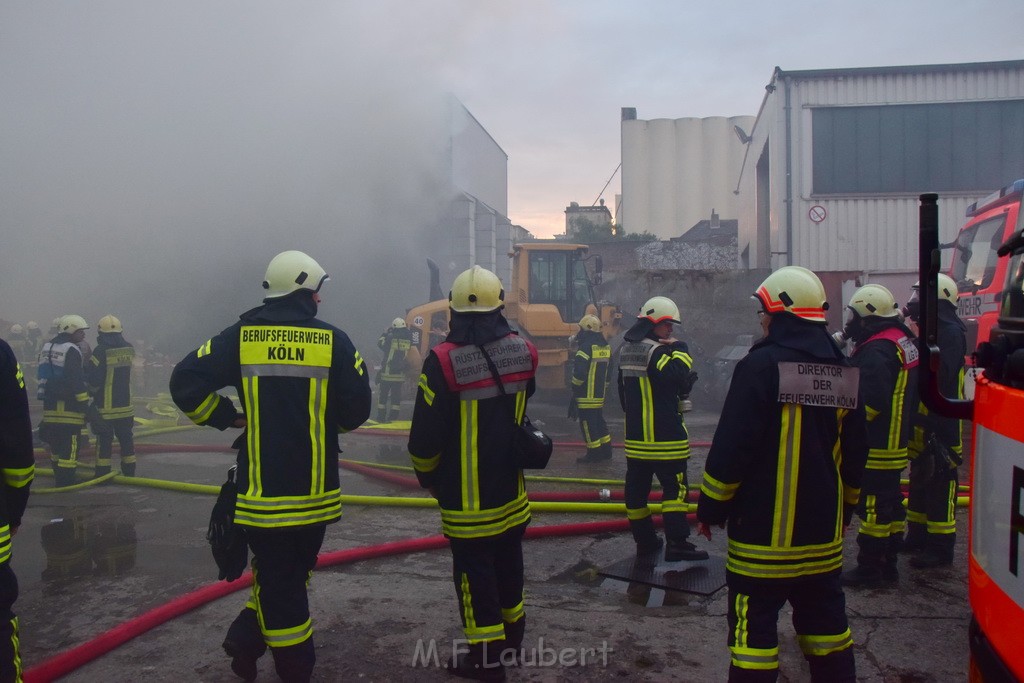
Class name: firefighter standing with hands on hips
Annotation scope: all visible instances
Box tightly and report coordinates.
[838,285,919,588]
[696,266,868,683]
[569,314,613,463]
[617,296,706,562]
[170,250,371,683]
[408,265,539,681]
[902,273,966,569]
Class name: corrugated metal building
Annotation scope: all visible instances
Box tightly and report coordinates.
[737,60,1024,277]
[620,109,756,240]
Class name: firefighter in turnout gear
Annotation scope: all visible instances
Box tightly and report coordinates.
[408,265,539,681]
[839,285,919,588]
[617,296,707,562]
[170,250,371,682]
[570,314,612,463]
[902,274,966,569]
[85,315,137,477]
[0,336,35,682]
[696,266,868,682]
[38,315,92,488]
[375,317,412,423]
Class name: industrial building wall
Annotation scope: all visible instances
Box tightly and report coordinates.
[742,63,1024,273]
[449,97,508,217]
[621,115,755,241]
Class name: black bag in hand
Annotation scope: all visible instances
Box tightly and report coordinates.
[207,465,248,582]
[514,414,553,469]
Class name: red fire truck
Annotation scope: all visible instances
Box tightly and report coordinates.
[919,193,1024,681]
[949,179,1024,355]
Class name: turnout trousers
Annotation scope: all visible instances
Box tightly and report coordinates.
[726,572,855,683]
[92,416,136,476]
[624,457,690,545]
[40,423,82,487]
[376,380,403,423]
[577,407,611,458]
[226,524,325,683]
[907,455,958,558]
[448,525,526,645]
[855,468,906,561]
[0,563,20,683]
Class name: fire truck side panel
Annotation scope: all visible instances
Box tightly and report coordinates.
[969,377,1024,680]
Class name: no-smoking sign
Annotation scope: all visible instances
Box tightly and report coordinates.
[809,205,827,223]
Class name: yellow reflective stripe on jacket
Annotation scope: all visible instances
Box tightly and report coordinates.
[440,493,530,539]
[98,406,134,420]
[700,471,739,501]
[411,453,440,474]
[186,392,221,424]
[773,404,801,547]
[866,447,908,470]
[0,526,12,565]
[418,374,435,406]
[243,376,261,495]
[624,439,690,459]
[2,466,33,488]
[234,489,342,527]
[460,401,480,511]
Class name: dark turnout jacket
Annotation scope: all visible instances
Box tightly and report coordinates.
[87,332,136,421]
[0,339,34,562]
[170,293,372,529]
[408,312,538,540]
[697,314,869,584]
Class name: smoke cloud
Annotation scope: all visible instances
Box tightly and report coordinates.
[0,2,472,360]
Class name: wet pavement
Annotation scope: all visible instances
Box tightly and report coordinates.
[16,401,970,682]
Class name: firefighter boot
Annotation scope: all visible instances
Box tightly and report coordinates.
[93,465,111,479]
[664,539,709,562]
[121,462,136,477]
[841,551,889,588]
[447,641,506,682]
[882,553,900,584]
[910,537,955,569]
[270,639,316,683]
[900,523,928,554]
[501,616,526,666]
[53,467,77,488]
[629,517,663,557]
[222,608,266,682]
[577,442,612,464]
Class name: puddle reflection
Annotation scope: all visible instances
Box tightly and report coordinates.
[39,506,137,583]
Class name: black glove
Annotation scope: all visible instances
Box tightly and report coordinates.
[567,400,578,420]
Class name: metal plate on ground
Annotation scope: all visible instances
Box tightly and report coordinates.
[597,554,726,596]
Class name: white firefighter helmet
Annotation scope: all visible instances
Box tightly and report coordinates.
[847,284,900,319]
[579,314,602,332]
[26,321,38,331]
[98,315,123,333]
[262,250,329,299]
[58,315,89,334]
[912,274,959,305]
[754,266,829,323]
[9,324,23,335]
[449,266,505,313]
[637,296,680,324]
[392,317,407,329]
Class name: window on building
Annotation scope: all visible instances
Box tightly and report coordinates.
[812,100,1024,194]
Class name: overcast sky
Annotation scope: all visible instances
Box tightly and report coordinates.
[2,0,1022,355]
